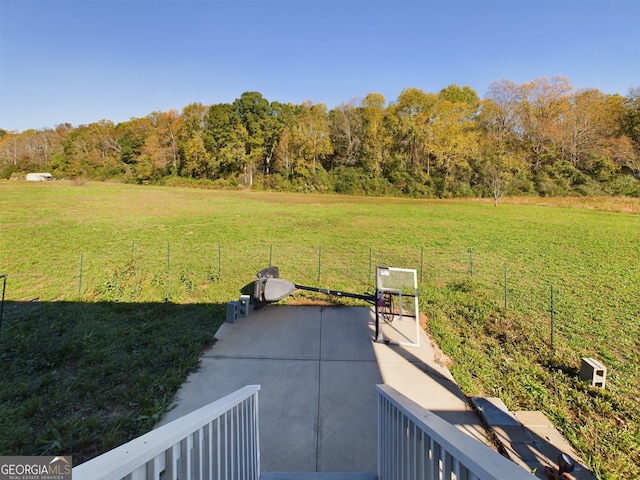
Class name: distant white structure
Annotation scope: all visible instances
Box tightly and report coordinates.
[26,173,52,181]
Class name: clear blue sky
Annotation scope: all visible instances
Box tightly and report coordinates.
[1,0,638,132]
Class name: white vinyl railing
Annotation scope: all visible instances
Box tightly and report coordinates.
[376,384,535,480]
[73,385,261,480]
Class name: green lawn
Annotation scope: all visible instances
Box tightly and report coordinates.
[0,181,638,478]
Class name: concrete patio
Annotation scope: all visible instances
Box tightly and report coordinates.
[158,305,490,473]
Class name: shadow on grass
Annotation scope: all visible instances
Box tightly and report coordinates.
[0,300,224,464]
[542,357,580,379]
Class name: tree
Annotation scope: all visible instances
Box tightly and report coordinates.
[274,125,295,179]
[2,81,636,196]
[484,80,522,144]
[233,92,273,186]
[621,88,640,177]
[278,102,333,186]
[92,120,122,162]
[0,132,14,167]
[204,103,250,181]
[560,89,619,172]
[478,95,526,204]
[438,84,481,111]
[360,93,389,176]
[516,76,573,171]
[57,121,122,179]
[182,135,210,178]
[116,117,149,170]
[329,101,362,169]
[180,103,211,178]
[265,101,297,175]
[143,110,183,175]
[388,87,437,174]
[479,139,524,206]
[623,88,640,147]
[295,101,333,167]
[428,88,480,195]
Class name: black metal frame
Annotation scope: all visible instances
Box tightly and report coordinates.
[251,266,399,342]
[293,283,376,303]
[293,283,398,342]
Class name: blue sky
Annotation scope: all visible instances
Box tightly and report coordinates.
[1,0,638,132]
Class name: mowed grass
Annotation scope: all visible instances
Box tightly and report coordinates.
[0,181,638,477]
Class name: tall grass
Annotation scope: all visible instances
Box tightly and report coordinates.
[0,181,638,477]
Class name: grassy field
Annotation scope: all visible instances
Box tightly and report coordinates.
[0,181,638,478]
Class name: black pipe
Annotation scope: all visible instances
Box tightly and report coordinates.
[293,284,376,303]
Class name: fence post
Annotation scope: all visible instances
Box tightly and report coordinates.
[504,263,507,311]
[269,244,273,268]
[78,254,84,301]
[0,274,6,332]
[550,285,555,353]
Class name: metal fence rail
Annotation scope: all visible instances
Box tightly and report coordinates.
[376,384,535,480]
[73,385,261,480]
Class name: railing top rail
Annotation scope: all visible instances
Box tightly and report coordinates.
[376,384,535,480]
[73,384,260,480]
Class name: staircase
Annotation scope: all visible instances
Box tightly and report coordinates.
[73,383,536,480]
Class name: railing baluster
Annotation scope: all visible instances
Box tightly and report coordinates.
[241,399,247,479]
[166,443,178,480]
[223,411,229,480]
[251,396,261,480]
[215,416,221,480]
[204,422,212,480]
[145,456,162,480]
[376,385,535,480]
[248,398,253,479]
[419,429,425,480]
[251,392,259,479]
[180,436,190,480]
[232,405,237,480]
[377,394,383,480]
[245,397,250,480]
[401,414,407,480]
[443,450,452,479]
[391,402,397,478]
[194,427,203,480]
[432,439,440,480]
[385,396,390,480]
[411,421,417,480]
[452,456,461,480]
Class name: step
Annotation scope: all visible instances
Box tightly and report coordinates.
[471,397,596,479]
[260,473,377,480]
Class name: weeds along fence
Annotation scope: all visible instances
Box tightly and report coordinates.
[7,242,431,304]
[4,240,638,361]
[10,242,468,300]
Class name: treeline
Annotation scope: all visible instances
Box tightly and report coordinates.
[2,76,639,201]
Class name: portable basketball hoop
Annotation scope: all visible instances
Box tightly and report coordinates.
[251,265,420,347]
